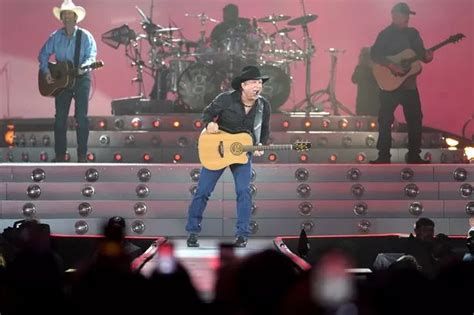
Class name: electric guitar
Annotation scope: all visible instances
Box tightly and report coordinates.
[372,33,465,91]
[38,60,104,97]
[198,129,311,170]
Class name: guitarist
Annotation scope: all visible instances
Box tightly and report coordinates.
[38,0,97,163]
[370,2,433,164]
[185,66,271,248]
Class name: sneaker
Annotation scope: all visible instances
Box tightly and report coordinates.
[406,155,431,164]
[51,155,67,163]
[186,234,200,247]
[234,235,248,248]
[369,157,391,164]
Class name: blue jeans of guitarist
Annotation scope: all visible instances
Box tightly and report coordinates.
[186,157,252,238]
[54,74,90,159]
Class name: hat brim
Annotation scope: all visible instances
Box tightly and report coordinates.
[53,6,86,23]
[231,76,270,90]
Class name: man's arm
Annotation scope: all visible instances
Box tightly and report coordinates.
[202,94,225,129]
[81,30,97,68]
[410,29,433,63]
[259,100,271,145]
[370,32,391,65]
[38,33,55,75]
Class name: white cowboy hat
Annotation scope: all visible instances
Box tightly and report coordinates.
[53,0,86,23]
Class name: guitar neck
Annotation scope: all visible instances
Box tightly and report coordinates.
[243,144,294,151]
[405,39,453,64]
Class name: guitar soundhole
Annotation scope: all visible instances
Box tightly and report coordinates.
[230,142,245,155]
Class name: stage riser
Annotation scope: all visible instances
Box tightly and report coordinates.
[0,164,472,237]
[9,131,442,149]
[0,148,464,164]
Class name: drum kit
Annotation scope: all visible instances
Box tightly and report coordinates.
[102,3,339,113]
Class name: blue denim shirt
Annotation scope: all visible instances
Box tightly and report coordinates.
[38,26,97,74]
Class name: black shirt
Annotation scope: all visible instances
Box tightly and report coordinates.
[202,90,271,144]
[371,24,427,89]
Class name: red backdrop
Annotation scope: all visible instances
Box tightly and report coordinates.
[0,0,472,136]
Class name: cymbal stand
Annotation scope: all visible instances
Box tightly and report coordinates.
[306,48,354,115]
[125,40,146,97]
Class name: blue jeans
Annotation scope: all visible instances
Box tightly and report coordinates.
[54,75,90,157]
[186,158,252,237]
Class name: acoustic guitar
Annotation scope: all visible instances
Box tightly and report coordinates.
[372,33,465,91]
[198,129,311,170]
[38,60,104,97]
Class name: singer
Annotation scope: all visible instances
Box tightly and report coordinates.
[185,66,272,248]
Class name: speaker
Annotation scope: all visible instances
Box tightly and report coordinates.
[111,97,174,115]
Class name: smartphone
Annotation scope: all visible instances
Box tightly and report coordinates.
[157,242,176,274]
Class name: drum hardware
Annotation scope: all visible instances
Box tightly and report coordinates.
[257,14,291,23]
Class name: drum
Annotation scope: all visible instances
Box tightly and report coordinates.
[168,59,194,92]
[177,63,223,111]
[259,65,291,109]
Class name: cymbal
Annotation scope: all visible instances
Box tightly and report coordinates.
[257,14,291,23]
[155,27,180,33]
[287,14,318,26]
[171,38,198,47]
[270,27,295,37]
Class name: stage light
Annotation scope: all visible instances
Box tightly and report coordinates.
[401,168,414,181]
[346,168,361,181]
[136,184,149,198]
[301,220,314,232]
[321,119,330,129]
[31,168,46,182]
[138,168,152,182]
[249,220,259,234]
[114,118,124,130]
[125,135,136,145]
[365,136,376,147]
[22,203,37,217]
[404,183,420,198]
[99,135,110,145]
[303,120,312,129]
[268,153,278,162]
[453,168,467,181]
[143,153,152,162]
[355,120,363,130]
[338,118,349,129]
[87,153,96,162]
[85,168,99,182]
[251,203,258,215]
[65,153,71,162]
[356,153,366,163]
[342,136,352,148]
[358,220,371,233]
[42,135,51,146]
[101,24,136,49]
[466,202,474,215]
[131,117,142,129]
[29,135,37,146]
[189,185,198,196]
[114,153,123,162]
[249,184,257,197]
[74,221,89,235]
[177,136,189,147]
[329,154,338,163]
[353,202,368,216]
[173,153,182,162]
[369,121,377,129]
[351,183,365,198]
[282,120,290,129]
[39,152,48,162]
[152,119,161,128]
[173,120,181,128]
[131,221,145,234]
[21,152,29,162]
[78,202,92,217]
[151,136,161,146]
[296,184,311,198]
[193,120,203,129]
[190,168,201,182]
[134,202,147,216]
[27,184,41,199]
[7,152,14,162]
[299,153,309,163]
[460,183,473,198]
[409,202,423,216]
[445,137,459,147]
[317,137,328,147]
[3,123,14,146]
[251,168,256,182]
[298,202,313,216]
[295,168,309,182]
[464,146,474,161]
[82,186,95,198]
[98,119,107,129]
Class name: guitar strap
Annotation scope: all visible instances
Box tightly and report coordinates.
[74,28,83,68]
[253,97,264,145]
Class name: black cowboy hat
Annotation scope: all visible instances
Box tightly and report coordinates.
[231,65,270,90]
